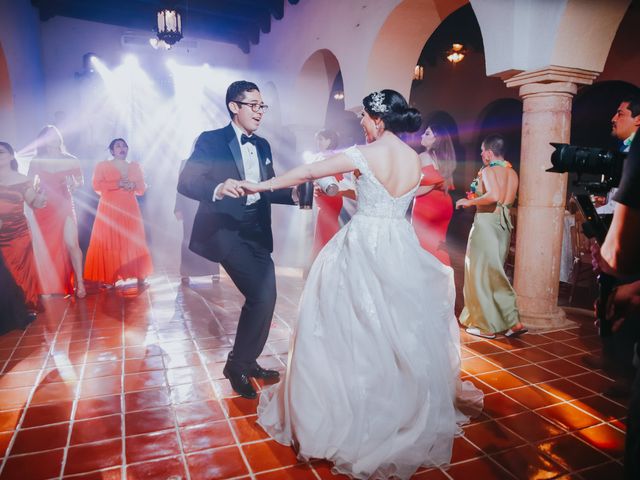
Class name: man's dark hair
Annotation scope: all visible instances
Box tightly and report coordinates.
[225,81,260,118]
[621,95,640,118]
[482,134,506,158]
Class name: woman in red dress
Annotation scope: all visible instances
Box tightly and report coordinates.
[411,124,457,266]
[0,141,46,314]
[311,130,344,260]
[84,138,153,286]
[29,125,86,297]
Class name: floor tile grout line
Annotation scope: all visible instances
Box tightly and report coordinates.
[146,282,192,480]
[0,276,627,479]
[470,357,626,417]
[57,298,97,479]
[0,326,29,375]
[119,292,127,480]
[464,370,626,469]
[474,376,616,426]
[180,276,257,480]
[461,418,579,478]
[0,299,75,477]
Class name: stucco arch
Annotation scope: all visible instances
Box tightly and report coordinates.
[474,0,630,77]
[474,98,523,166]
[291,49,341,127]
[359,0,466,108]
[550,0,630,74]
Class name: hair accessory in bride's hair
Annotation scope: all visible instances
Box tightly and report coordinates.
[369,91,388,114]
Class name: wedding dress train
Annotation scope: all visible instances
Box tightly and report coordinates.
[258,146,483,479]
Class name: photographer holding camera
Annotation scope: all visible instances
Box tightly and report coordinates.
[548,95,640,477]
[593,132,640,479]
[595,96,640,214]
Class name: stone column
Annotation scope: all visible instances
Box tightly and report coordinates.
[505,67,599,330]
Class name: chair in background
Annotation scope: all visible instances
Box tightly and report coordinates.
[567,198,597,305]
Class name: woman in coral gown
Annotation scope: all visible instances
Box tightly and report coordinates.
[412,124,457,266]
[312,130,343,259]
[0,141,46,316]
[84,138,153,285]
[29,125,86,297]
[240,90,482,480]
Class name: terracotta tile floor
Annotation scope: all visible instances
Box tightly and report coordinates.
[0,272,629,479]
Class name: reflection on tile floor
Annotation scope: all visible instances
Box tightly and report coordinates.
[0,273,628,479]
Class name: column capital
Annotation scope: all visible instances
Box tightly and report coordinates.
[504,65,600,89]
[519,81,578,100]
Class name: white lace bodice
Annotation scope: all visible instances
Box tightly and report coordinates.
[344,146,418,219]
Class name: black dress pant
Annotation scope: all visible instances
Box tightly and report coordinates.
[220,205,276,373]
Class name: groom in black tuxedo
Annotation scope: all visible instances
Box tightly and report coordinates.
[177,81,296,399]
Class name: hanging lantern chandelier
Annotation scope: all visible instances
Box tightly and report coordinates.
[156,8,183,47]
[446,43,466,64]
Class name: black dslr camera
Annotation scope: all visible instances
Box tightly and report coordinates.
[548,143,627,337]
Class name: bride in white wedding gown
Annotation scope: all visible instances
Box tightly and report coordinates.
[239,90,483,480]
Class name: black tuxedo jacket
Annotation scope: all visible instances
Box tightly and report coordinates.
[177,123,294,262]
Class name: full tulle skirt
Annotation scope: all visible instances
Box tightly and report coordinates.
[258,213,483,479]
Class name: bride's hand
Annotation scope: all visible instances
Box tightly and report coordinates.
[239,180,265,195]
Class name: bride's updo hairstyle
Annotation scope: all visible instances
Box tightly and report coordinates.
[363,89,422,134]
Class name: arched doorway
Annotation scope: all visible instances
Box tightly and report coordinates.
[474,98,523,170]
[291,48,341,131]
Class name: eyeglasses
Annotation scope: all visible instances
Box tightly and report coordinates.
[234,101,269,113]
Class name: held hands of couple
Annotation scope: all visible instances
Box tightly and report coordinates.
[217,178,273,199]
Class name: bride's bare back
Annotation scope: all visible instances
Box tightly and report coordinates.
[357,134,422,198]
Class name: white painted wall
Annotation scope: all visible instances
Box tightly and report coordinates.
[0,0,47,147]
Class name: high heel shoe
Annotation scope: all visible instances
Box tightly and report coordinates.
[76,285,87,298]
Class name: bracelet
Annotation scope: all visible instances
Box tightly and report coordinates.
[269,179,274,192]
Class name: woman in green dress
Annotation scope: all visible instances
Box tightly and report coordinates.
[455,135,527,339]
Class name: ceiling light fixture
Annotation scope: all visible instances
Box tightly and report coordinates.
[446,43,466,64]
[156,8,183,48]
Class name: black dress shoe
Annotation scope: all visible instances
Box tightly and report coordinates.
[223,366,257,399]
[249,365,280,379]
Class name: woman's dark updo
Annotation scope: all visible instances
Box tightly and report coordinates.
[362,89,422,134]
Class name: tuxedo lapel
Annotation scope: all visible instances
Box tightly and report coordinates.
[224,124,245,179]
[256,140,269,181]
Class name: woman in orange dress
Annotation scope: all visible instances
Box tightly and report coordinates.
[0,141,46,315]
[412,124,457,266]
[29,125,86,297]
[84,138,153,285]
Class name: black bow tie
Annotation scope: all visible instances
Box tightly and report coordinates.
[241,134,257,146]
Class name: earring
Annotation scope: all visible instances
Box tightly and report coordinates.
[375,123,380,130]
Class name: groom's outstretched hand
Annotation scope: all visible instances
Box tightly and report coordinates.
[216,178,246,199]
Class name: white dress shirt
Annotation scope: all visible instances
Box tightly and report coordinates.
[231,122,261,205]
[213,122,262,205]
